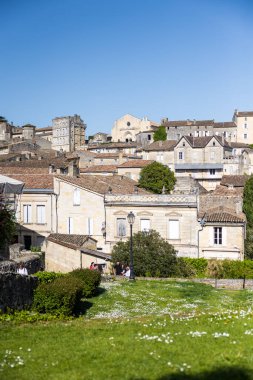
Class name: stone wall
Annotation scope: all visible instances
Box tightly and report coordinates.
[0,272,38,311]
[0,254,43,274]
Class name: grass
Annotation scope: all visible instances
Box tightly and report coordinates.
[1,279,253,379]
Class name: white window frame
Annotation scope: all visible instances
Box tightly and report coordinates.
[23,204,32,224]
[244,134,247,139]
[140,219,150,233]
[179,152,183,160]
[210,151,215,160]
[213,227,222,245]
[36,205,46,224]
[116,218,126,237]
[168,219,180,240]
[87,217,93,235]
[73,188,81,206]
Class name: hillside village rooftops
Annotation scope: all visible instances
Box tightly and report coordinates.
[235,111,253,117]
[211,185,243,196]
[220,175,248,187]
[143,140,177,151]
[88,142,138,150]
[213,122,236,129]
[199,207,245,223]
[117,159,154,168]
[80,165,118,173]
[47,234,97,250]
[182,135,231,148]
[55,174,150,195]
[229,142,251,148]
[0,166,49,175]
[163,119,215,127]
[4,174,54,190]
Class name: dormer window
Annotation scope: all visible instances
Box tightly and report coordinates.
[127,121,131,126]
[183,142,185,147]
[213,141,215,146]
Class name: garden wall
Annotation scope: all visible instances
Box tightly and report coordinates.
[0,272,38,311]
[0,254,43,274]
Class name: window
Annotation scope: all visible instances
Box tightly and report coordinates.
[148,134,151,141]
[23,205,32,223]
[169,220,179,239]
[214,227,222,245]
[213,141,215,146]
[183,142,185,146]
[140,219,150,232]
[67,217,73,234]
[210,151,215,160]
[244,124,247,129]
[157,152,164,162]
[73,188,80,205]
[244,134,247,139]
[117,218,126,237]
[87,217,93,235]
[210,169,215,175]
[179,152,183,160]
[37,205,46,224]
[245,117,247,121]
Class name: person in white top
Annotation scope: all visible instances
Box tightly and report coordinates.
[17,262,28,276]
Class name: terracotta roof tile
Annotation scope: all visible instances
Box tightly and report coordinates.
[199,207,245,223]
[214,122,236,128]
[80,165,117,173]
[211,185,243,196]
[144,140,177,151]
[0,166,49,174]
[183,135,230,148]
[236,111,253,117]
[88,142,138,150]
[220,175,248,187]
[47,233,95,250]
[4,174,54,189]
[55,174,150,195]
[117,159,154,168]
[164,119,214,127]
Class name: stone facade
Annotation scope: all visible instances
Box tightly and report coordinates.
[111,114,158,142]
[52,115,86,152]
[233,111,253,144]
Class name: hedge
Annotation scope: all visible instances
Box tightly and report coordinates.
[68,268,101,297]
[32,276,83,316]
[181,258,253,279]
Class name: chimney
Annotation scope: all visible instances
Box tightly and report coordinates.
[48,164,54,174]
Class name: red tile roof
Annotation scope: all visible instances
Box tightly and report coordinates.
[117,159,154,168]
[199,207,245,223]
[47,234,96,250]
[220,175,248,187]
[4,174,54,189]
[80,165,117,173]
[55,174,150,195]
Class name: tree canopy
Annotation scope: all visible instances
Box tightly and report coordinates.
[0,205,16,249]
[138,161,176,194]
[153,126,167,142]
[111,230,179,277]
[243,175,253,259]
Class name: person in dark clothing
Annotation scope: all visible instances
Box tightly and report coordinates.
[114,262,123,275]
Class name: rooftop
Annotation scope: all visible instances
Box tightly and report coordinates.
[80,165,118,173]
[220,175,248,188]
[118,159,154,168]
[143,140,177,151]
[199,206,245,223]
[4,174,54,189]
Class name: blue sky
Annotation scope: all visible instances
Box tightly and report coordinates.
[1,0,253,135]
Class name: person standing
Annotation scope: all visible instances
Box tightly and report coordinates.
[17,262,28,276]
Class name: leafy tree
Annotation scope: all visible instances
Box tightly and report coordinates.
[111,230,179,277]
[243,175,253,259]
[153,126,167,142]
[0,204,16,248]
[138,161,176,194]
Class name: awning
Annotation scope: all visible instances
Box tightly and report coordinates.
[0,174,24,195]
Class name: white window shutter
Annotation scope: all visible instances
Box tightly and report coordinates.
[88,218,93,235]
[73,188,80,205]
[169,220,179,239]
[141,219,150,232]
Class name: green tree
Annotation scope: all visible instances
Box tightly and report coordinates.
[138,161,176,194]
[243,175,253,259]
[153,126,167,142]
[0,205,16,248]
[111,230,178,277]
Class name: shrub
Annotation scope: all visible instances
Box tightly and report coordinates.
[207,260,224,279]
[32,276,83,316]
[68,268,101,297]
[112,230,184,278]
[182,258,208,278]
[33,271,64,284]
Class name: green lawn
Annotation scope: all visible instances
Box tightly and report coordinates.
[1,279,253,379]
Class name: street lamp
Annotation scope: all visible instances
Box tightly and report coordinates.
[197,215,206,258]
[127,211,135,280]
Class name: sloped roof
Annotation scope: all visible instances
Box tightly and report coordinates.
[182,135,230,148]
[143,140,177,151]
[199,207,245,223]
[163,119,214,127]
[213,122,236,129]
[220,175,248,187]
[0,166,49,175]
[117,159,154,168]
[235,111,253,117]
[80,165,117,173]
[47,234,95,249]
[88,142,138,150]
[55,174,150,195]
[5,174,54,189]
[229,142,250,148]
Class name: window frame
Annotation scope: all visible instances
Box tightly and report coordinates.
[214,227,222,245]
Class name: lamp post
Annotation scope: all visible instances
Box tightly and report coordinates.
[127,211,135,280]
[197,215,206,258]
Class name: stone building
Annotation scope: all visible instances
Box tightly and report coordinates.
[52,114,86,152]
[111,114,158,142]
[233,110,253,144]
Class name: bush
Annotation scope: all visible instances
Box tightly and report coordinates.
[112,230,186,278]
[33,271,64,284]
[68,268,101,297]
[32,276,83,316]
[182,258,208,278]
